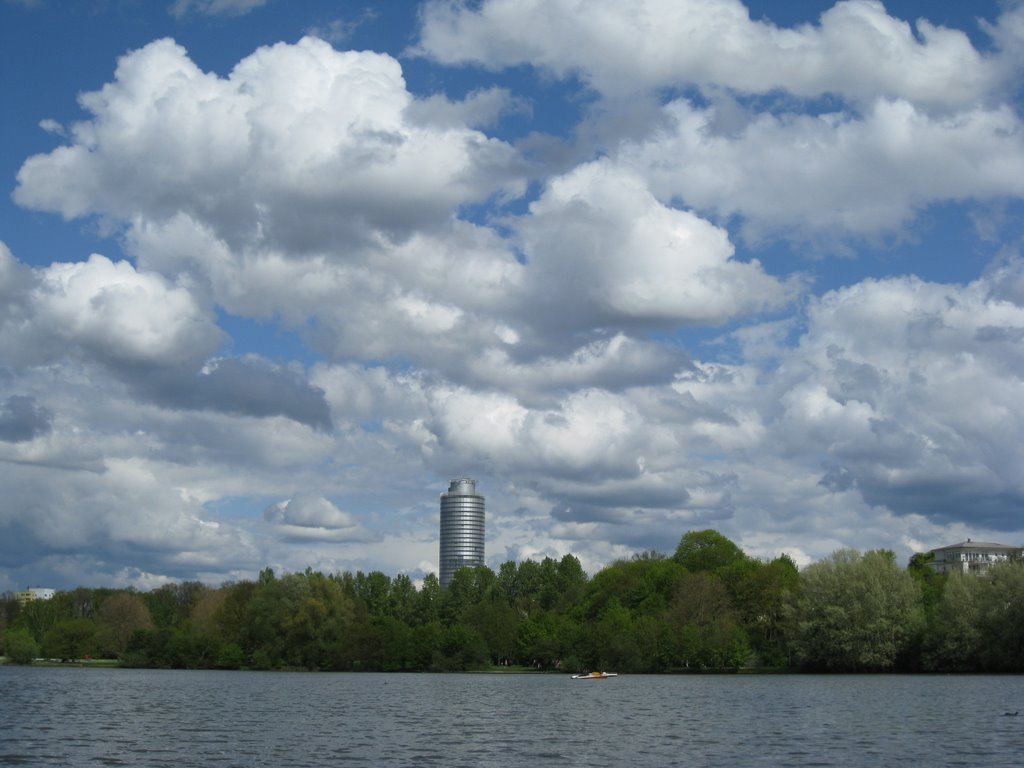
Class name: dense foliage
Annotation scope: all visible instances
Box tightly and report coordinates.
[2,530,1022,673]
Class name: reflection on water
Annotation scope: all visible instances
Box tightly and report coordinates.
[1,668,1023,767]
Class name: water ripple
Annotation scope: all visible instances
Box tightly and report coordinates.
[2,669,1024,766]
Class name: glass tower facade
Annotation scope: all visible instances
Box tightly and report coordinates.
[439,478,485,588]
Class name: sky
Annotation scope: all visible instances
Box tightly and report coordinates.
[2,0,1024,592]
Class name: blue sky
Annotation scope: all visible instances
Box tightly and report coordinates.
[2,0,1024,592]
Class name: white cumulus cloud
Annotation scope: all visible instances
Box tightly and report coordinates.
[619,98,1024,241]
[14,37,521,249]
[264,495,372,542]
[416,0,1015,109]
[515,161,797,331]
[1,251,221,369]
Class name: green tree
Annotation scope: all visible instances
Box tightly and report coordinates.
[495,560,520,608]
[534,557,562,611]
[277,570,355,670]
[922,563,1024,673]
[387,574,418,624]
[922,571,983,671]
[63,587,100,619]
[588,598,640,672]
[15,594,63,643]
[371,616,416,671]
[517,609,578,669]
[793,549,923,671]
[631,613,674,672]
[554,554,589,610]
[409,621,443,670]
[584,557,686,618]
[729,555,799,667]
[189,587,227,638]
[353,571,392,617]
[414,574,441,625]
[440,565,495,624]
[4,626,39,664]
[667,571,748,669]
[122,626,203,668]
[215,580,257,648]
[96,592,154,658]
[216,642,245,670]
[144,582,204,628]
[237,572,287,666]
[513,559,545,616]
[907,552,945,609]
[437,624,489,670]
[976,562,1024,671]
[463,599,519,664]
[42,618,97,661]
[672,529,747,573]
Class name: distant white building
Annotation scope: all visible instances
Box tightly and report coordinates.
[929,540,1021,575]
[14,587,56,605]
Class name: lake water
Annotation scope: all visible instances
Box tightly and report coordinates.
[1,668,1022,767]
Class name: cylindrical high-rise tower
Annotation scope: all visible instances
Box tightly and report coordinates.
[439,478,485,588]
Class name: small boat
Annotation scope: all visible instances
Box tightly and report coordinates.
[570,671,618,680]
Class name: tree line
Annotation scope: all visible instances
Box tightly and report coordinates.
[2,530,1022,673]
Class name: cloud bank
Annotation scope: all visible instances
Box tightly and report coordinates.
[3,0,1024,590]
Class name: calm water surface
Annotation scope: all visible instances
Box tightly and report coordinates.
[1,668,1022,766]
